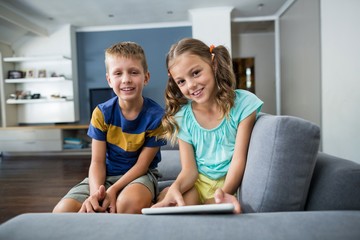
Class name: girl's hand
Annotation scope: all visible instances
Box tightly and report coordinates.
[214,188,241,214]
[78,185,107,213]
[152,186,185,208]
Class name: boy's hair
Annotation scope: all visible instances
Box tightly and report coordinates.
[163,38,236,144]
[105,41,148,73]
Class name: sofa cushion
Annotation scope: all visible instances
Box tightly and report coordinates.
[1,212,360,240]
[157,150,181,180]
[239,114,320,213]
[305,152,360,210]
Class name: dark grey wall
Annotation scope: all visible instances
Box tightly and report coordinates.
[76,26,192,123]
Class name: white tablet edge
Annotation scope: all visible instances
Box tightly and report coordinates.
[142,203,234,215]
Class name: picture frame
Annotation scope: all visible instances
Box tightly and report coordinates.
[25,69,35,78]
[38,69,46,78]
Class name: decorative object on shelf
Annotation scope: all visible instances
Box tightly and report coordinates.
[31,93,41,99]
[63,137,85,149]
[51,93,61,98]
[38,69,46,78]
[7,70,24,79]
[25,69,35,78]
[14,90,31,99]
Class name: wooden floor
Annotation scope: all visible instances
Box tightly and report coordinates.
[0,154,91,224]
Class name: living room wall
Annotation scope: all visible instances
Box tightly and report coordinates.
[76,26,192,124]
[280,0,360,163]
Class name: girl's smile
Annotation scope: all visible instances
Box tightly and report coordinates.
[169,53,216,103]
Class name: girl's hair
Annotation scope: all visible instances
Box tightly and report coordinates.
[104,41,148,73]
[163,38,236,144]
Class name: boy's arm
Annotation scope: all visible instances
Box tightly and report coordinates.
[223,111,256,195]
[88,139,107,195]
[106,146,160,195]
[78,139,107,213]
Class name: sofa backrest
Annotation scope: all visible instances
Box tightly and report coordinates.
[239,114,321,213]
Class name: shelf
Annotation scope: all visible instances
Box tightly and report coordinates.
[5,77,70,83]
[6,98,72,104]
[3,55,70,62]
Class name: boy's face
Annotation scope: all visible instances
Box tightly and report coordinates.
[106,55,149,103]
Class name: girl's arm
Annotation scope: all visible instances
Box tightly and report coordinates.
[223,111,257,195]
[153,139,198,207]
[172,139,199,193]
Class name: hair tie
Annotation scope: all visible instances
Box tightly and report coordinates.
[209,45,215,61]
[209,45,215,53]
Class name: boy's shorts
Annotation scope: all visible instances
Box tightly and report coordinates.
[194,173,226,204]
[63,169,159,203]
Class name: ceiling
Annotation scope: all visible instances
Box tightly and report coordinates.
[0,0,290,47]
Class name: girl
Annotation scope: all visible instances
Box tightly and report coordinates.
[153,38,263,213]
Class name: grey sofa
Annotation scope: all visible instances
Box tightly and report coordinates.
[1,114,360,240]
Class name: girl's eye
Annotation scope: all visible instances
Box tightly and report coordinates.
[176,79,185,86]
[193,70,200,77]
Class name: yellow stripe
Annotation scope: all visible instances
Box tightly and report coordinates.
[107,125,145,152]
[91,107,108,132]
[147,125,165,137]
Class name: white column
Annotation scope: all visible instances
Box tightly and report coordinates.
[189,7,233,52]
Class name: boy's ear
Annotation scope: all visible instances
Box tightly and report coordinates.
[106,73,112,87]
[144,72,150,86]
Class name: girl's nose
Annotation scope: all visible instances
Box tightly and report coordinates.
[187,79,196,89]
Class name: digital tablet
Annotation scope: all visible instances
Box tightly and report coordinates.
[141,203,235,215]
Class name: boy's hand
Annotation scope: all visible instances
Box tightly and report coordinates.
[152,186,185,208]
[101,187,117,213]
[214,188,241,214]
[78,185,107,213]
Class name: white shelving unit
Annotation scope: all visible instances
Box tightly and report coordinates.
[0,54,79,127]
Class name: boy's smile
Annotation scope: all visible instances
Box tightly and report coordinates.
[106,56,149,103]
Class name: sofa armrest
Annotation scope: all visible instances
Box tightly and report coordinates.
[305,152,360,210]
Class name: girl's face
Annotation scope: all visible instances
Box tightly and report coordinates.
[106,55,149,103]
[169,53,216,104]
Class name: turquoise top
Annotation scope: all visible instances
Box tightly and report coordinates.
[175,89,263,179]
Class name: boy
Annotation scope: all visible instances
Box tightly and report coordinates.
[53,42,166,213]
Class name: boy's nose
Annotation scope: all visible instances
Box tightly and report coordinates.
[122,73,131,83]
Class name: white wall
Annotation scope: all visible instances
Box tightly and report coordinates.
[190,7,233,50]
[0,43,14,127]
[321,0,360,163]
[279,0,321,126]
[14,25,73,57]
[232,33,276,114]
